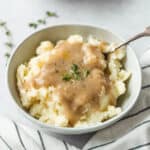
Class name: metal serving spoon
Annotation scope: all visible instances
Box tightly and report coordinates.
[115,26,150,50]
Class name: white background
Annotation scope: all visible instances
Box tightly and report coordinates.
[0,0,150,148]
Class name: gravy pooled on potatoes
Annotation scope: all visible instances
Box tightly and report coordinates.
[17,35,130,127]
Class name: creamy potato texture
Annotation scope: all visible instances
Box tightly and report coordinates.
[17,35,131,127]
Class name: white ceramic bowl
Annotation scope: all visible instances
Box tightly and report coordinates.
[6,24,142,135]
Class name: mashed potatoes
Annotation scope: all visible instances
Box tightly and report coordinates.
[16,35,131,127]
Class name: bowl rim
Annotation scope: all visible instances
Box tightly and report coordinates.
[6,24,142,134]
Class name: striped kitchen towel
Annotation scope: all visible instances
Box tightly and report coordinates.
[0,115,79,150]
[0,49,150,150]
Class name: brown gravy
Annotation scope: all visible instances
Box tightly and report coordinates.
[26,41,115,125]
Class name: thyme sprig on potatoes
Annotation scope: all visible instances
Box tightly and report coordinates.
[62,64,90,81]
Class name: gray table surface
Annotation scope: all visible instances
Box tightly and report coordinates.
[1,0,150,149]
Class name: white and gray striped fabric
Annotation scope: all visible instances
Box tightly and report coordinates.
[0,116,79,150]
[0,50,150,150]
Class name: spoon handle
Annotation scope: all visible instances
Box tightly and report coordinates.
[115,26,150,50]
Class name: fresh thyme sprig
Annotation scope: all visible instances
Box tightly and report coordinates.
[46,11,58,17]
[62,64,90,81]
[28,11,58,29]
[0,21,14,60]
